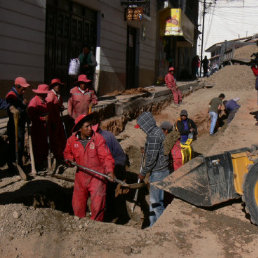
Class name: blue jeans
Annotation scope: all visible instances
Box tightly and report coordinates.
[209,111,218,135]
[149,170,170,227]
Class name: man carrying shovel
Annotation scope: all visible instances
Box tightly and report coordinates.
[6,77,30,173]
[135,112,170,226]
[46,78,66,163]
[28,84,49,171]
[63,113,115,221]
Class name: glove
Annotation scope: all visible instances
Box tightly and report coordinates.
[65,160,74,167]
[9,105,19,115]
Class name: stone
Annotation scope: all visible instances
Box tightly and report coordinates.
[123,246,132,255]
[12,211,20,219]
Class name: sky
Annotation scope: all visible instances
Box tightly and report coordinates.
[197,0,258,57]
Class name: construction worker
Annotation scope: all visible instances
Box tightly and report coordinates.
[6,77,30,168]
[165,67,182,105]
[160,121,181,172]
[46,78,66,162]
[92,115,127,220]
[135,112,170,226]
[223,98,241,124]
[251,62,258,105]
[63,114,115,221]
[28,84,49,170]
[208,93,225,135]
[176,110,197,143]
[68,74,98,120]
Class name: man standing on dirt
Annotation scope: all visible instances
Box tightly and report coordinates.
[165,67,183,106]
[208,93,225,135]
[68,74,98,120]
[46,78,66,163]
[92,115,127,220]
[160,121,181,171]
[28,84,49,170]
[176,110,197,143]
[6,77,30,170]
[135,112,170,226]
[64,113,114,221]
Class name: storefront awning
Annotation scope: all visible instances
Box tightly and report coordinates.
[160,8,194,45]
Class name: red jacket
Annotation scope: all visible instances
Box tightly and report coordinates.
[68,87,98,120]
[165,73,176,89]
[28,95,48,123]
[46,90,64,122]
[63,132,115,179]
[252,66,258,77]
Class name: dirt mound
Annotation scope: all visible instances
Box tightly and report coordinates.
[106,87,151,96]
[234,45,258,60]
[204,65,255,90]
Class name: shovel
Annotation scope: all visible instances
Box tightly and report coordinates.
[13,113,27,180]
[70,161,145,189]
[46,121,56,174]
[27,122,37,175]
[130,152,145,213]
[60,111,67,139]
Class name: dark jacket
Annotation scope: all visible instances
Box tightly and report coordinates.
[98,128,126,166]
[176,118,197,137]
[137,112,169,176]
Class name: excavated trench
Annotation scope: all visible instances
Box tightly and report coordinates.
[0,88,230,230]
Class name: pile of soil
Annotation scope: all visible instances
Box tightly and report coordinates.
[234,45,258,60]
[106,87,151,96]
[204,65,255,90]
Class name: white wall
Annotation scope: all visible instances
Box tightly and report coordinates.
[0,0,46,81]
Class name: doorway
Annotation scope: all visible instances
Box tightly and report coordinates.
[126,26,139,89]
[45,0,97,97]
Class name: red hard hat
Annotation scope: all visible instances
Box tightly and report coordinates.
[14,77,30,88]
[169,67,174,72]
[32,84,50,94]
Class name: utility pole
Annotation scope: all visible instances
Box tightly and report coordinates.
[200,0,206,77]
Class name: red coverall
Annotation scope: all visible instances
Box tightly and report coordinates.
[171,140,183,171]
[165,73,182,104]
[63,132,114,221]
[28,96,48,166]
[251,66,258,76]
[67,87,98,120]
[46,90,66,160]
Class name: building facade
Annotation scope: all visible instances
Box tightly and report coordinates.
[157,0,199,81]
[0,0,158,97]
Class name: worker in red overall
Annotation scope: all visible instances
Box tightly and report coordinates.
[28,84,49,170]
[165,67,183,105]
[46,78,66,162]
[251,64,258,105]
[64,113,115,221]
[68,74,98,120]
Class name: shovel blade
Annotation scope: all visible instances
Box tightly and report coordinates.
[14,163,27,181]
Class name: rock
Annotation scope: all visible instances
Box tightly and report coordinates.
[123,246,132,255]
[79,224,83,229]
[12,211,20,219]
[74,216,80,221]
